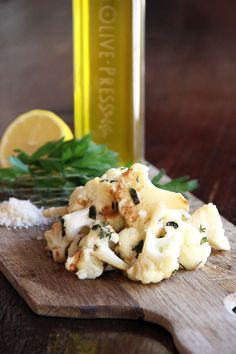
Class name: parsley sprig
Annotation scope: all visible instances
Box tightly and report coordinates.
[0,136,199,206]
[152,168,198,193]
[0,135,118,205]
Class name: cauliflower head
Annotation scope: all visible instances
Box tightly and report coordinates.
[127,204,181,283]
[68,174,125,232]
[116,227,144,266]
[43,163,229,285]
[66,247,104,279]
[65,222,127,280]
[116,163,189,229]
[63,207,93,241]
[178,223,211,270]
[189,203,230,251]
[44,221,70,263]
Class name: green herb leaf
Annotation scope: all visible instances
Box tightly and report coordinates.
[129,188,140,205]
[89,205,96,220]
[111,201,118,212]
[166,221,179,229]
[0,135,119,205]
[199,224,206,233]
[92,222,113,239]
[200,236,208,245]
[8,156,29,173]
[132,240,144,257]
[152,170,198,193]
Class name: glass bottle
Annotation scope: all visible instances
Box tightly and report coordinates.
[73,0,145,163]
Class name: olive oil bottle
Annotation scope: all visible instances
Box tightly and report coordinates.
[73,0,145,163]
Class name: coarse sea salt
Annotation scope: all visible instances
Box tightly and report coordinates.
[0,198,51,229]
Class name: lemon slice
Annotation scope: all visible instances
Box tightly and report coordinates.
[0,109,73,167]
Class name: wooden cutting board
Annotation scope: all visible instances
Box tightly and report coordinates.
[0,173,235,354]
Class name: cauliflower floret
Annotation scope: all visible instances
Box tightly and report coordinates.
[43,206,68,218]
[116,227,144,265]
[178,223,211,270]
[65,223,127,279]
[161,208,189,226]
[63,207,93,241]
[44,222,70,263]
[127,228,181,284]
[127,204,181,283]
[189,203,230,251]
[157,207,211,269]
[116,163,189,229]
[43,163,229,284]
[79,224,126,269]
[68,186,89,212]
[85,178,124,231]
[101,167,127,182]
[66,248,104,279]
[68,176,125,232]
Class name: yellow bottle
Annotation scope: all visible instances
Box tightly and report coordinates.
[73,0,145,163]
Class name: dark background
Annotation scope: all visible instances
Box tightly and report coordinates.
[0,0,235,224]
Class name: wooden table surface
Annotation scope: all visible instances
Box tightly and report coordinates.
[0,0,235,353]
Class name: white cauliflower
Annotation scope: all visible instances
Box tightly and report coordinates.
[43,163,229,285]
[158,207,211,270]
[68,186,89,212]
[178,223,211,270]
[127,228,181,284]
[101,167,127,182]
[44,222,70,263]
[63,207,93,241]
[43,206,68,218]
[127,204,181,283]
[189,203,230,251]
[116,163,189,229]
[116,227,144,265]
[65,223,127,279]
[68,175,124,232]
[66,248,104,279]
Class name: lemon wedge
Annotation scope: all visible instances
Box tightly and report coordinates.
[0,109,73,167]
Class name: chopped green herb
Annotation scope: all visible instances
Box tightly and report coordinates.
[129,187,140,205]
[0,134,199,207]
[200,236,208,245]
[92,222,113,239]
[132,240,144,257]
[111,201,118,212]
[0,134,118,206]
[199,224,206,233]
[152,169,198,193]
[166,221,179,229]
[92,224,100,231]
[61,218,66,237]
[89,205,96,219]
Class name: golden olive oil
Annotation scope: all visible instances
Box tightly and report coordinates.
[73,0,145,163]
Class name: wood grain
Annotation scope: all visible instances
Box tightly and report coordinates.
[0,276,178,354]
[0,167,235,354]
